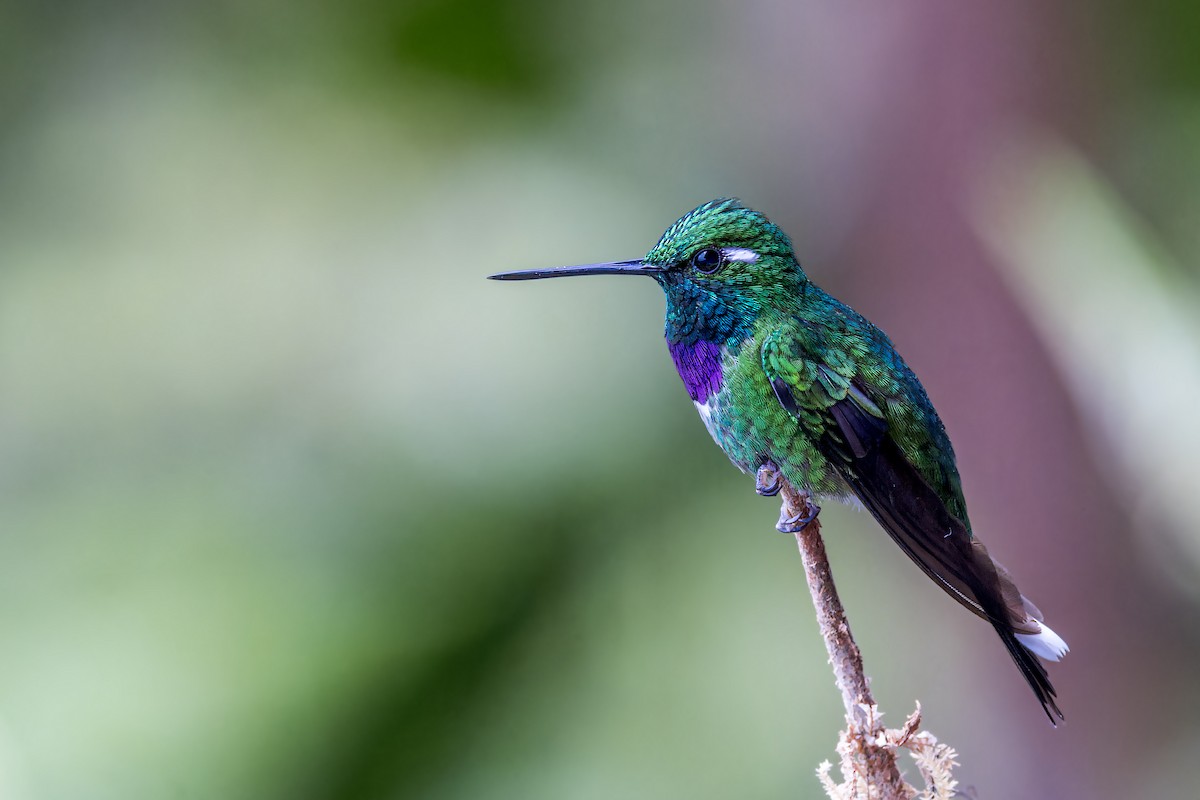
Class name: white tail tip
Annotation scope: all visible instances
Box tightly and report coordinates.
[1016,622,1069,662]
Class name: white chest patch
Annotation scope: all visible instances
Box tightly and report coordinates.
[693,398,722,443]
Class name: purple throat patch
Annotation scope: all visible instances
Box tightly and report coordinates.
[668,339,724,402]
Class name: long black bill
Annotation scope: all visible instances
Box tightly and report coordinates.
[488,260,662,281]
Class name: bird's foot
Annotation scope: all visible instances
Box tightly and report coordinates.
[776,494,821,533]
[755,462,782,497]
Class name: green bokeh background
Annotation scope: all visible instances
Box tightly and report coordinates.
[3,1,1200,798]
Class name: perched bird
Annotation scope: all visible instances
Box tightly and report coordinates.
[490,198,1067,722]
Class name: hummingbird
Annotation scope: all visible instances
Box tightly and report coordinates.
[490,198,1067,722]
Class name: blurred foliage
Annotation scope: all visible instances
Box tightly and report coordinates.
[1099,0,1200,95]
[975,134,1200,603]
[2,1,1200,799]
[370,0,559,97]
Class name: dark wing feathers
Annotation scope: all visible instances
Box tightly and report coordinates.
[827,394,1062,722]
[770,377,800,416]
[767,336,1062,723]
[828,390,886,460]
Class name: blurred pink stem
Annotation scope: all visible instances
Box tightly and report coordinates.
[781,481,910,798]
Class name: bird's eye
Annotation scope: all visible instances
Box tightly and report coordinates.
[691,247,724,274]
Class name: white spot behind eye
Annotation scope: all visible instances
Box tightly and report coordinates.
[722,247,759,264]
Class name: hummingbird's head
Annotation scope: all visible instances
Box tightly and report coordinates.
[643,198,798,277]
[644,199,806,345]
[489,198,805,346]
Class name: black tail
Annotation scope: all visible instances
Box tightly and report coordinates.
[996,624,1063,724]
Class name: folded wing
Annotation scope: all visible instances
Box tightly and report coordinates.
[762,328,1063,723]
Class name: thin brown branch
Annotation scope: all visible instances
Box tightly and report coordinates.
[780,480,913,800]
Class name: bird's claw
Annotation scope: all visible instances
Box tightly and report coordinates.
[758,462,819,531]
[776,497,821,533]
[755,462,782,497]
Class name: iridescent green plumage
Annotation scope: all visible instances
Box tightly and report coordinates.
[698,287,967,519]
[490,198,1067,722]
